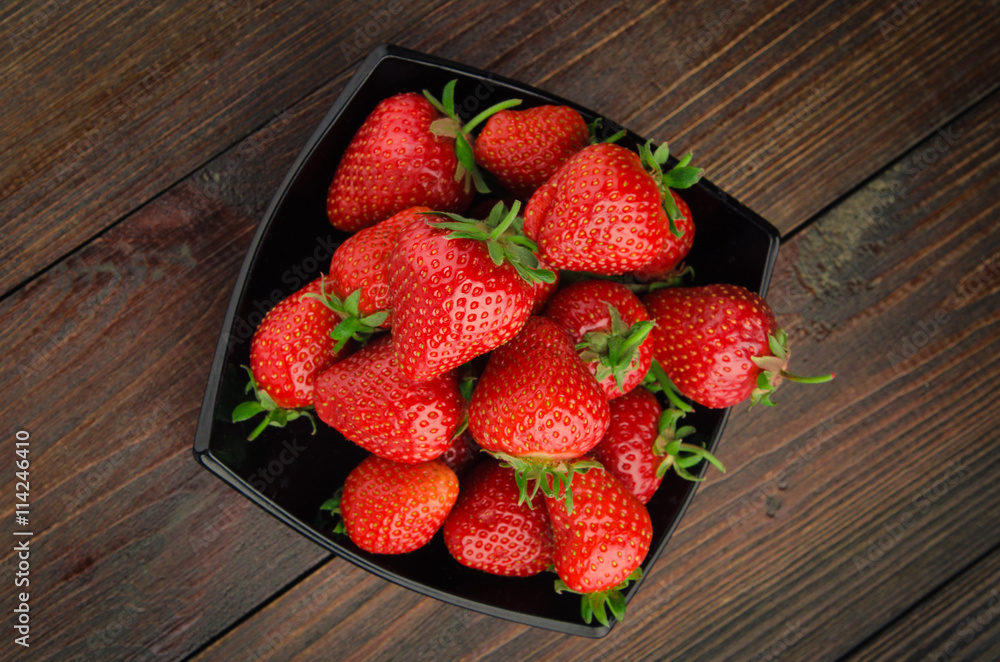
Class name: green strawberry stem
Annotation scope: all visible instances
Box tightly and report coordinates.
[423,79,522,194]
[422,201,556,286]
[319,487,346,535]
[750,328,836,407]
[490,452,602,515]
[645,359,694,414]
[638,140,703,236]
[306,281,389,352]
[576,303,654,392]
[587,117,626,145]
[232,365,317,441]
[555,568,642,627]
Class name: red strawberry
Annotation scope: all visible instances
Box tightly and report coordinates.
[438,431,480,477]
[443,460,553,577]
[468,316,609,507]
[326,82,519,232]
[530,254,560,314]
[543,279,654,399]
[546,465,652,626]
[313,334,465,463]
[233,277,350,440]
[643,284,834,408]
[590,386,724,503]
[632,190,694,282]
[336,455,459,555]
[329,206,428,326]
[524,141,702,276]
[474,105,589,198]
[388,202,553,381]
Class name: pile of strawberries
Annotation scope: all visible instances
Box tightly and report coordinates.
[232,80,834,627]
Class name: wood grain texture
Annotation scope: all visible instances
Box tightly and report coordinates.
[187,86,1000,662]
[4,0,1000,298]
[844,548,1000,662]
[0,79,348,660]
[2,1,999,659]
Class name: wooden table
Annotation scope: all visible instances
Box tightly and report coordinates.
[3,1,999,659]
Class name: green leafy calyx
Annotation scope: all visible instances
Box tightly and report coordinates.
[555,568,643,627]
[576,303,654,392]
[749,328,836,407]
[231,365,317,441]
[490,452,603,516]
[638,140,704,235]
[423,201,556,286]
[423,79,522,194]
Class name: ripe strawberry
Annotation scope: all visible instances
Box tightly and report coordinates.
[591,386,724,503]
[524,141,702,276]
[233,277,350,440]
[313,334,465,463]
[438,431,480,477]
[335,455,459,555]
[546,465,652,626]
[474,105,589,198]
[443,461,553,577]
[632,190,694,282]
[326,82,519,232]
[388,202,554,381]
[543,279,654,399]
[643,284,834,408]
[468,316,609,509]
[328,206,428,328]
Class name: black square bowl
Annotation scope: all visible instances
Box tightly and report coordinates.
[193,44,780,637]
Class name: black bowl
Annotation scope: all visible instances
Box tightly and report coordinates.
[193,44,780,637]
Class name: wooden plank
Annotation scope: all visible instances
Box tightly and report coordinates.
[4,0,1000,300]
[844,547,1000,661]
[0,80,346,660]
[186,86,1000,660]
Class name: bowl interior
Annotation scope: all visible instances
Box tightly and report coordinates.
[194,44,779,637]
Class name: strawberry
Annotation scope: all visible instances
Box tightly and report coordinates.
[233,277,350,440]
[438,431,480,477]
[326,82,519,232]
[388,202,554,381]
[313,334,465,463]
[468,316,609,510]
[473,105,589,198]
[643,284,834,408]
[443,460,553,577]
[543,279,654,399]
[328,206,428,329]
[632,190,694,282]
[333,455,459,555]
[524,141,703,276]
[529,254,560,314]
[591,386,724,503]
[546,465,652,626]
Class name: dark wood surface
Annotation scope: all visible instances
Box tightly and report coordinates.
[2,1,999,660]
